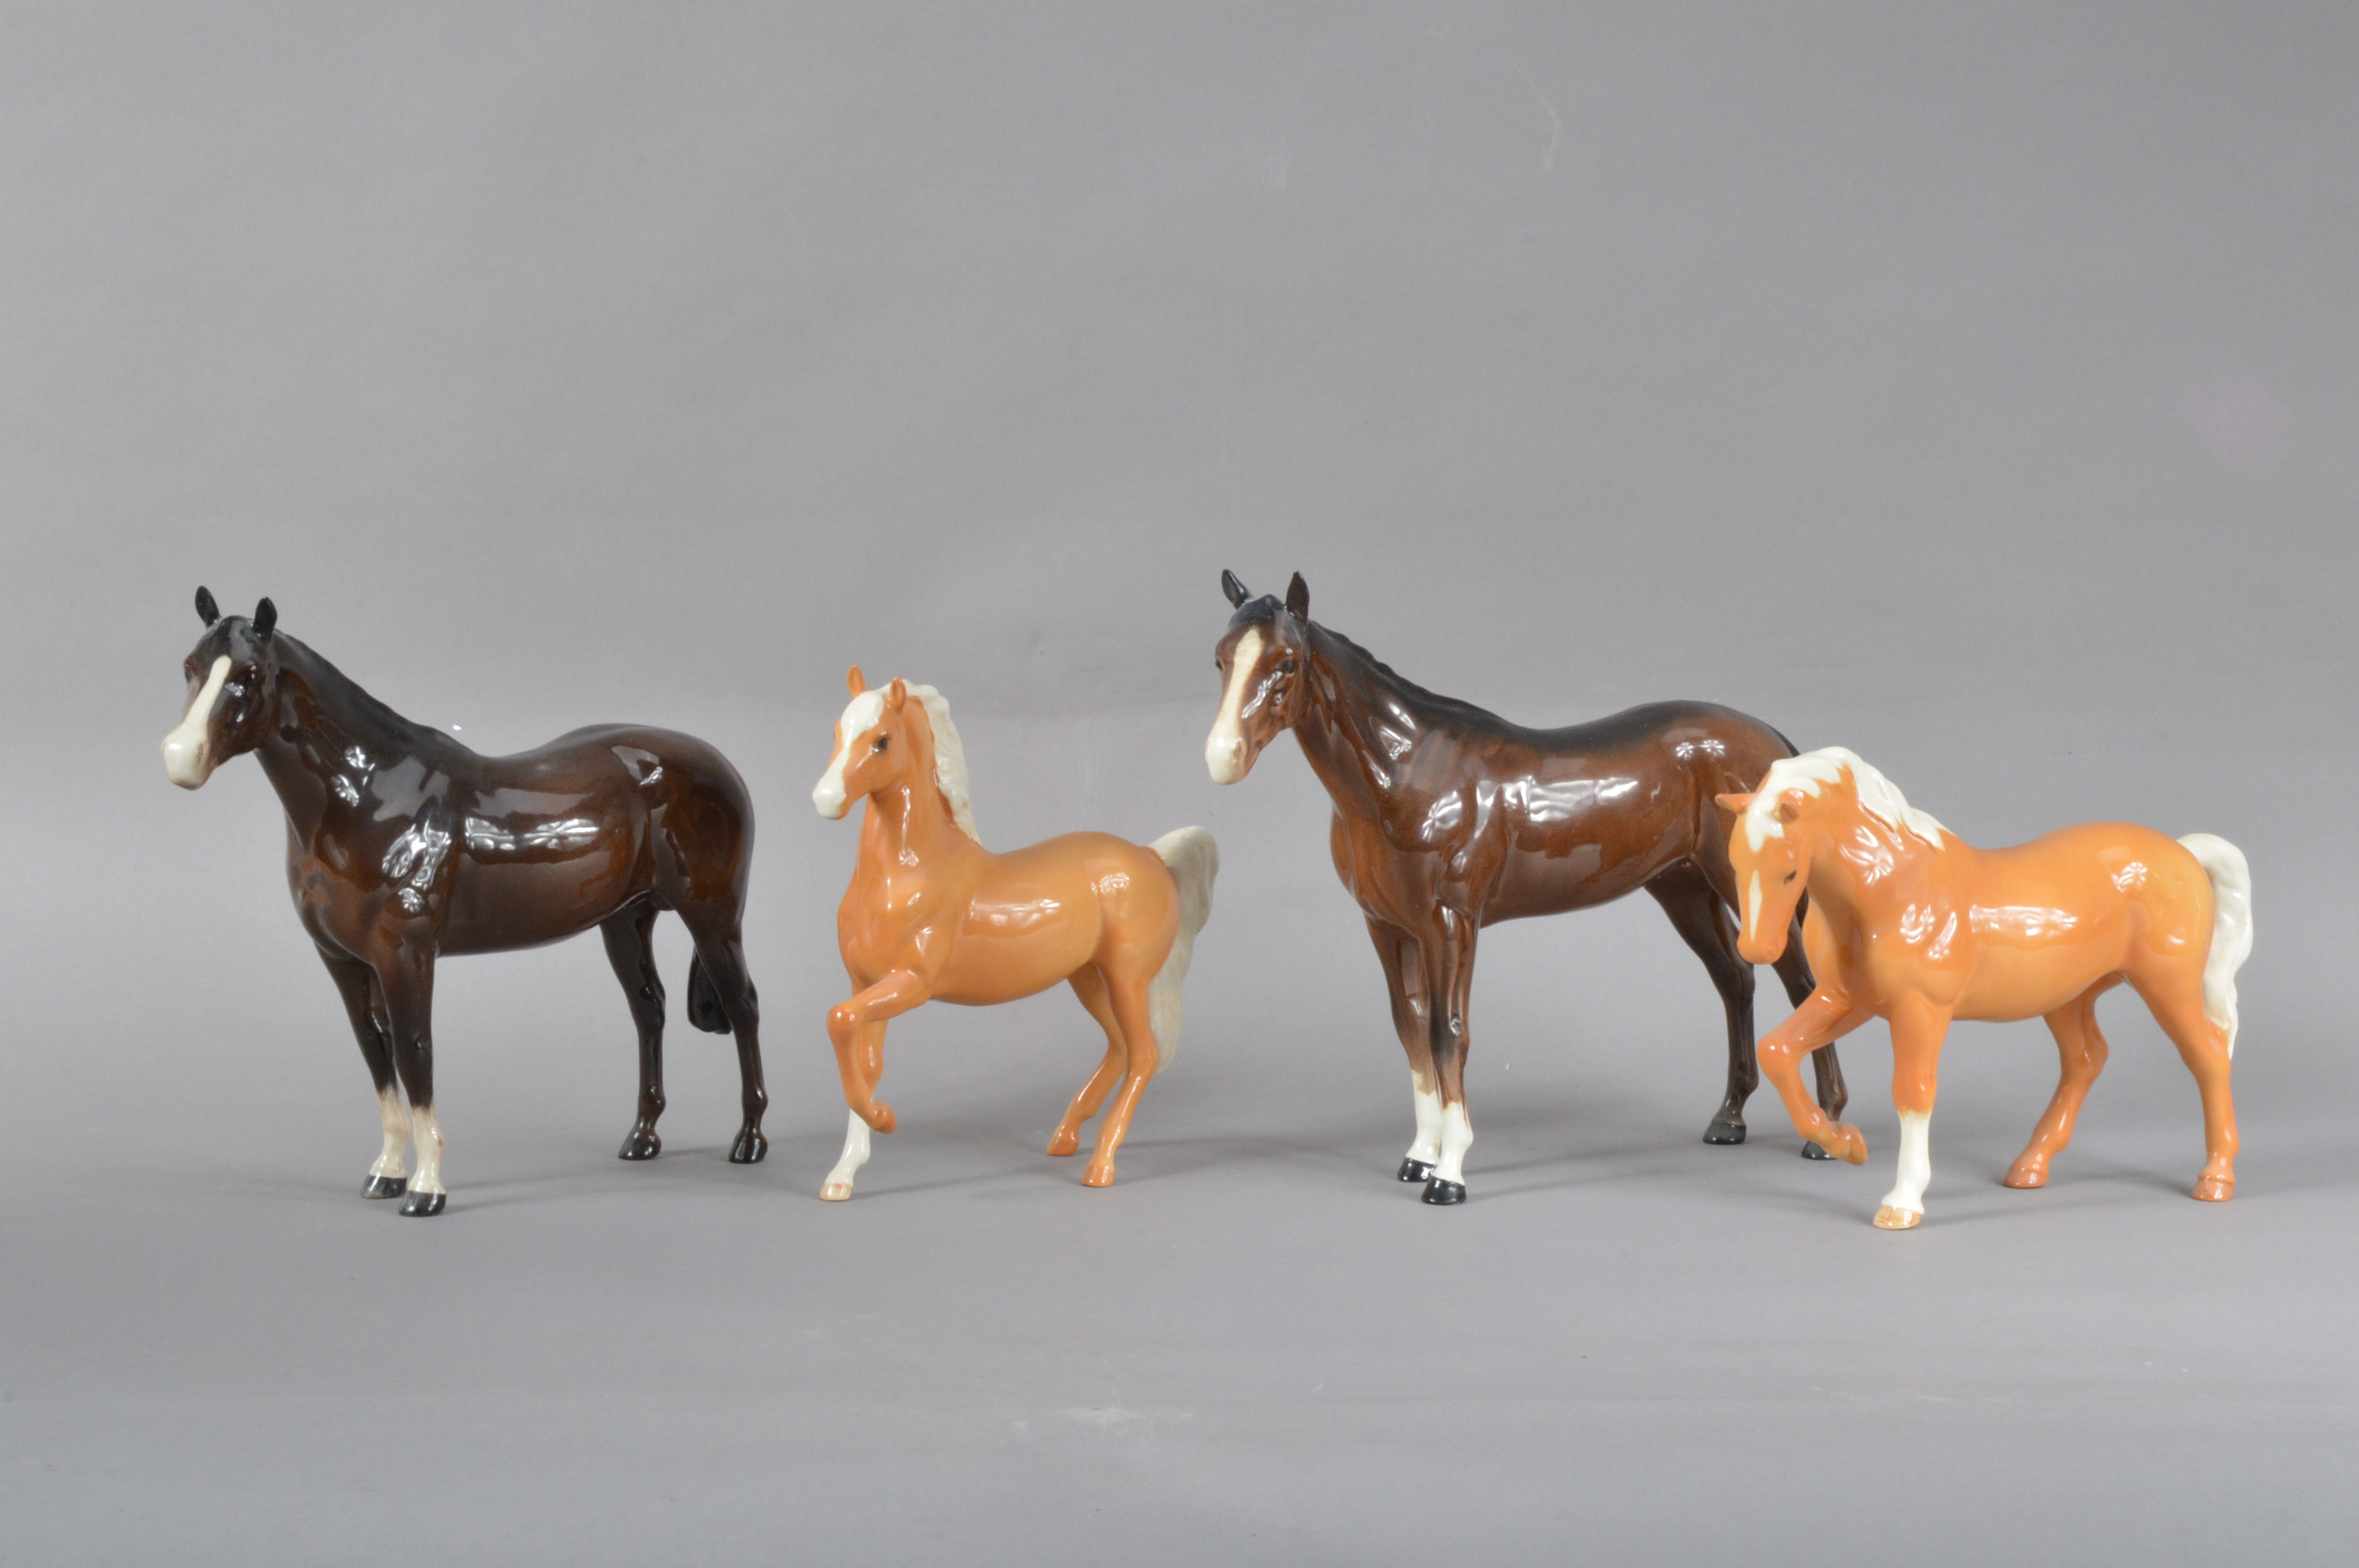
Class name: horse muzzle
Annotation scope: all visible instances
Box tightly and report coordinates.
[162,728,213,789]
[1205,733,1253,785]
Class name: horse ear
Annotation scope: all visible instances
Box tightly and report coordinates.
[1285,572,1310,620]
[847,664,867,695]
[1221,569,1250,608]
[883,677,907,711]
[1714,792,1753,817]
[251,597,277,641]
[194,586,220,626]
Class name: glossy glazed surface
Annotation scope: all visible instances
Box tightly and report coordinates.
[812,668,1216,1199]
[1719,747,2250,1226]
[162,588,769,1216]
[1206,571,1846,1203]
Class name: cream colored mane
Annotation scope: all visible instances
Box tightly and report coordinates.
[833,684,980,844]
[1743,746,1948,852]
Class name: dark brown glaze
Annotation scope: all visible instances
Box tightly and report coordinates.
[1207,571,1845,1203]
[164,588,766,1216]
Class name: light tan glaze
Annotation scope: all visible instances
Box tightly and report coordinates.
[821,670,1184,1192]
[1718,771,2239,1221]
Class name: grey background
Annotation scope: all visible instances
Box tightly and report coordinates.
[5,3,2355,1562]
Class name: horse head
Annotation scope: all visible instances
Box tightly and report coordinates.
[813,666,979,840]
[1205,568,1314,784]
[1714,782,1816,964]
[163,586,280,789]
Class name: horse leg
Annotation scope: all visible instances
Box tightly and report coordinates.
[1079,973,1163,1189]
[318,946,409,1199]
[600,899,667,1160]
[821,971,929,1200]
[1757,991,1873,1164]
[1049,966,1129,1157]
[371,946,446,1218]
[1417,907,1478,1206]
[676,903,769,1163]
[1772,898,1850,1157]
[1365,919,1441,1182]
[2132,969,2239,1202]
[2006,978,2117,1189]
[1874,994,1953,1229]
[1645,864,1758,1148]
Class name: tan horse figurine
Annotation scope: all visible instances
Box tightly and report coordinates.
[811,668,1218,1200]
[1717,747,2252,1229]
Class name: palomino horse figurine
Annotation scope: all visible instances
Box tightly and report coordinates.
[162,588,770,1216]
[1205,570,1848,1204]
[811,668,1217,1200]
[1717,746,2253,1228]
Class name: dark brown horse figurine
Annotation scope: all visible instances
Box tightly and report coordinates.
[162,588,769,1216]
[1205,571,1846,1203]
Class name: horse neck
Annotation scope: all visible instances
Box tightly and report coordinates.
[255,637,464,826]
[1801,799,1954,924]
[855,746,972,877]
[1292,622,1452,816]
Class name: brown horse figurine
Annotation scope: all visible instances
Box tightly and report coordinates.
[162,588,769,1216]
[1205,571,1846,1203]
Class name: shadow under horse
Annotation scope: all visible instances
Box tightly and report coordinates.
[1205,570,1846,1203]
[162,587,768,1216]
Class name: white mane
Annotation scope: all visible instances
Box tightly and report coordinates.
[1743,746,1948,853]
[832,683,980,843]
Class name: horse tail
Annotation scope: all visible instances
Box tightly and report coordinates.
[1145,826,1219,1073]
[2177,833,2253,1058]
[686,954,733,1035]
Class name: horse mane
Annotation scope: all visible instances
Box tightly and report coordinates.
[837,683,980,844]
[1749,746,1949,851]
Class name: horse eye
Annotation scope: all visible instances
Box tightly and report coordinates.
[873,735,889,752]
[1783,871,1797,884]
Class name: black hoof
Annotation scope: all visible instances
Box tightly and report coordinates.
[1703,1120,1747,1145]
[1397,1158,1434,1183]
[1800,1140,1835,1160]
[399,1191,446,1218]
[729,1129,768,1164]
[1421,1178,1467,1206]
[617,1130,661,1160]
[362,1174,407,1200]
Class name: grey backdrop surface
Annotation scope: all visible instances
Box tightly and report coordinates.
[4,4,2355,1563]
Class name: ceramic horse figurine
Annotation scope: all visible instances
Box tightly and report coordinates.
[1205,571,1848,1204]
[162,588,770,1216]
[811,668,1217,1200]
[1717,746,2253,1228]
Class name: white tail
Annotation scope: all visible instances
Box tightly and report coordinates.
[1146,826,1219,1073]
[2178,833,2253,1058]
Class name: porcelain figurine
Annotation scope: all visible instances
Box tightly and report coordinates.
[1205,571,1848,1204]
[1717,746,2252,1228]
[812,667,1216,1199]
[162,588,770,1216]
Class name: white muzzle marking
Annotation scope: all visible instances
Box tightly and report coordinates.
[1205,628,1262,784]
[814,690,885,818]
[162,655,231,789]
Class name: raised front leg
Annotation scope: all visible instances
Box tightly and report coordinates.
[317,946,409,1200]
[1874,993,1953,1229]
[1049,966,1129,1158]
[1757,990,1874,1166]
[820,969,929,1200]
[1418,907,1478,1207]
[600,901,667,1160]
[1771,907,1850,1160]
[1365,920,1441,1182]
[372,946,446,1218]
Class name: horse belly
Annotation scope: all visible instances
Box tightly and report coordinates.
[1954,844,2143,1022]
[441,843,639,953]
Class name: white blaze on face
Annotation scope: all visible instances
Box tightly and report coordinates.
[813,690,886,818]
[1205,628,1263,784]
[162,655,232,788]
[1746,872,1763,946]
[820,1108,872,1200]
